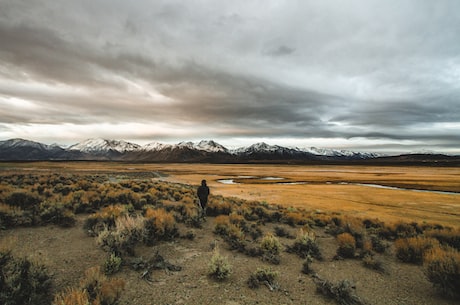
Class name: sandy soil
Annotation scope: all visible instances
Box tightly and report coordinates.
[1,215,456,305]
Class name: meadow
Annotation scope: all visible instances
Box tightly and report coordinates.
[0,162,459,305]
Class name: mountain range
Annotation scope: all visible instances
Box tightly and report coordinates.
[0,138,459,165]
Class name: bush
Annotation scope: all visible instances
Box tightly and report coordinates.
[104,253,122,275]
[208,248,232,281]
[207,199,233,216]
[337,233,356,258]
[143,208,178,244]
[301,255,314,274]
[53,288,90,305]
[79,266,125,305]
[395,236,440,264]
[5,191,41,210]
[247,267,279,291]
[287,229,322,260]
[423,246,460,298]
[260,233,282,264]
[39,201,76,227]
[362,254,385,273]
[426,228,460,251]
[314,277,366,305]
[0,251,53,305]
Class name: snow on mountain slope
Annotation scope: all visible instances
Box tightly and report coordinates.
[0,138,61,150]
[143,142,173,151]
[195,140,228,153]
[68,138,141,153]
[299,147,381,158]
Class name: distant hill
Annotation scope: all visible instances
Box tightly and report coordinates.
[0,138,458,165]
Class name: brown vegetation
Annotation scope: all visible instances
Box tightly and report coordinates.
[0,163,459,304]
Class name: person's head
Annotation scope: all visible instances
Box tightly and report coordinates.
[201,179,207,186]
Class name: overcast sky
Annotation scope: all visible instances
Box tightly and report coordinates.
[1,0,459,154]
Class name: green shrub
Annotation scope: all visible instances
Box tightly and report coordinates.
[104,253,122,275]
[423,246,460,298]
[247,267,279,290]
[301,255,314,274]
[5,191,41,210]
[260,233,282,264]
[0,250,53,305]
[287,229,322,260]
[314,277,366,305]
[208,248,232,281]
[39,201,75,227]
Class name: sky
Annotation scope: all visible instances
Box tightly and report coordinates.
[0,0,459,154]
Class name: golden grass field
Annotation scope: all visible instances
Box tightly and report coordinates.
[1,162,459,227]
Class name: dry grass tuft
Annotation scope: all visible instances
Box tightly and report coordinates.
[423,246,460,298]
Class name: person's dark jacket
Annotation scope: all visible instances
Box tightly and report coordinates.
[197,181,210,208]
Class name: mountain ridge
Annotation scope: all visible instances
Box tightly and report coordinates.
[0,138,458,165]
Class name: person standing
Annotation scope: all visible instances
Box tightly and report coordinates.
[197,179,210,217]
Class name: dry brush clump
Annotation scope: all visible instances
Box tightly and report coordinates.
[423,246,460,298]
[143,207,178,244]
[54,266,125,305]
[395,236,440,264]
[0,245,53,305]
[336,233,357,259]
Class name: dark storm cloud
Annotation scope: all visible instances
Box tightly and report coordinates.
[0,0,459,153]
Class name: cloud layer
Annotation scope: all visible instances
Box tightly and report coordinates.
[1,0,459,153]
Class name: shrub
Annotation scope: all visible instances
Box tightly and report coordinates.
[395,236,440,264]
[301,255,314,275]
[0,203,31,228]
[143,208,178,244]
[214,215,231,235]
[314,277,366,305]
[0,252,53,305]
[208,248,232,281]
[84,205,128,236]
[80,266,125,305]
[423,246,460,298]
[287,229,322,260]
[39,201,76,227]
[426,228,460,251]
[207,199,233,216]
[247,267,279,290]
[53,288,90,305]
[5,191,41,210]
[337,233,356,258]
[362,254,385,273]
[260,233,283,255]
[274,225,294,239]
[283,211,309,226]
[260,233,282,264]
[104,253,122,275]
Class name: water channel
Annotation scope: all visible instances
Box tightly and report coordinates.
[217,177,460,196]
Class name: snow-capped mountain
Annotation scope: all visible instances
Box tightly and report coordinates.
[68,138,141,153]
[298,147,381,159]
[143,142,173,151]
[2,137,456,164]
[0,138,75,160]
[195,140,229,153]
[232,142,303,156]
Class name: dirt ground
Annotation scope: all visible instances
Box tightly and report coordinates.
[1,215,456,305]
